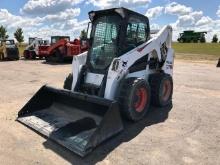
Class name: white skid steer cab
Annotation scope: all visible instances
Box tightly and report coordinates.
[23,37,49,59]
[17,8,174,157]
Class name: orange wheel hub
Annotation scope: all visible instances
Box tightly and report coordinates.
[134,88,147,112]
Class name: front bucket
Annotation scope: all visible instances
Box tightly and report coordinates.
[17,86,123,157]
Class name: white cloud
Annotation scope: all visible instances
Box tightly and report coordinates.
[87,0,151,9]
[0,8,87,41]
[0,9,42,30]
[145,6,164,19]
[63,19,89,30]
[190,11,203,22]
[23,18,89,40]
[175,11,203,27]
[0,8,81,30]
[165,2,192,16]
[150,23,160,30]
[217,6,220,17]
[176,15,195,27]
[21,0,83,15]
[42,8,80,22]
[195,16,212,26]
[27,18,88,39]
[26,27,65,38]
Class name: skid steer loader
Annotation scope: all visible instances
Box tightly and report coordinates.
[17,8,174,157]
[0,39,19,60]
[23,37,49,59]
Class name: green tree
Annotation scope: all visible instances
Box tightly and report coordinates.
[212,34,218,43]
[0,25,9,39]
[14,28,24,43]
[200,35,206,43]
[80,29,87,40]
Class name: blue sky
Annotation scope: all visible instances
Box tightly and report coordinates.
[0,0,220,41]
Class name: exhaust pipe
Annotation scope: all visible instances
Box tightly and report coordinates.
[17,85,123,157]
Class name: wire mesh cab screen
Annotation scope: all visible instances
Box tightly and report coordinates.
[29,38,36,45]
[89,15,121,70]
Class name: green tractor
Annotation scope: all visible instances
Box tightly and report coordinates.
[177,30,207,43]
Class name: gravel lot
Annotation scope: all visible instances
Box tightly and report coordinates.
[0,58,219,165]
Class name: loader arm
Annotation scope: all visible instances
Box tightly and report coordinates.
[25,41,33,50]
[46,39,67,55]
[71,51,88,91]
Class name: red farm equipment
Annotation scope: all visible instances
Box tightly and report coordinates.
[39,36,88,62]
[23,37,49,60]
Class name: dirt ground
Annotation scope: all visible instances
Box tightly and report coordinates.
[0,57,220,165]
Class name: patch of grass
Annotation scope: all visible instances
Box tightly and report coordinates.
[173,42,220,61]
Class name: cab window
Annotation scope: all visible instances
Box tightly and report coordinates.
[5,40,14,45]
[125,18,148,52]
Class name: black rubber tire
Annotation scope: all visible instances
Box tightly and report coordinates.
[217,58,220,67]
[149,73,173,107]
[63,73,73,90]
[54,51,64,63]
[15,49,20,60]
[0,53,4,60]
[31,52,36,60]
[23,50,29,59]
[45,56,51,62]
[118,77,151,121]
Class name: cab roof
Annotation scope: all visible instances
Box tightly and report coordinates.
[89,7,149,23]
